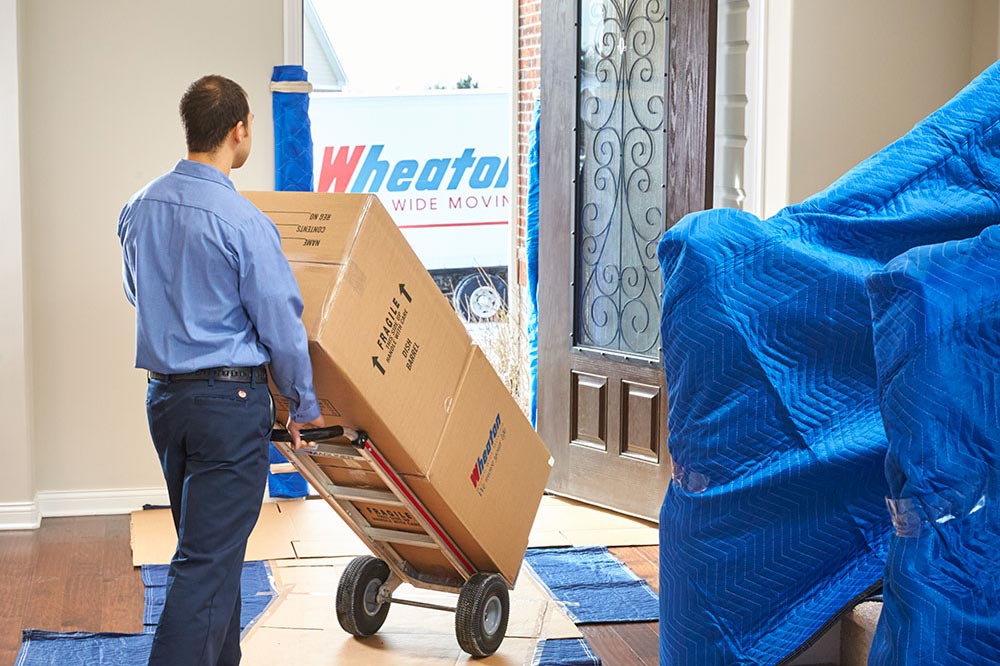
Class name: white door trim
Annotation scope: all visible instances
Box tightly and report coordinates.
[743,0,768,218]
[284,0,304,65]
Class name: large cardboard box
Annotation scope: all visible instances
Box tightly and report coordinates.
[245,192,471,476]
[408,345,553,583]
[327,345,552,584]
[246,192,552,585]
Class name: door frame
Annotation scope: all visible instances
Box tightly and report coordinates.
[283,0,304,65]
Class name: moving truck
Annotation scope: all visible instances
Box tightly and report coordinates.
[310,91,510,321]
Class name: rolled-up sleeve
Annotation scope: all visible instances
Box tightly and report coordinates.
[237,214,320,422]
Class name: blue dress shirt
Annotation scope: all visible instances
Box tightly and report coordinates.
[119,160,320,422]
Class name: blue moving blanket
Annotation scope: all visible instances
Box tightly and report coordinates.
[866,226,1000,664]
[657,62,1000,665]
[15,631,154,666]
[525,547,658,624]
[533,639,602,665]
[141,560,276,633]
[526,97,541,426]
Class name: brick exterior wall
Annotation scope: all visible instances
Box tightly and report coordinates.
[515,0,541,286]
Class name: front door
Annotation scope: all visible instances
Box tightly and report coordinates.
[538,0,716,520]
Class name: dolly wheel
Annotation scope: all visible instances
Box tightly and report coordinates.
[336,556,391,637]
[455,573,509,657]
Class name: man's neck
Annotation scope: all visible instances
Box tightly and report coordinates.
[186,151,233,177]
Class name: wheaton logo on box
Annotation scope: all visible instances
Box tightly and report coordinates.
[470,413,503,492]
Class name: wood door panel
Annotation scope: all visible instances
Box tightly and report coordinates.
[553,355,672,520]
[621,380,662,464]
[570,371,609,450]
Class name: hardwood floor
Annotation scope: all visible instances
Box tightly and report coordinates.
[579,546,660,666]
[0,516,145,663]
[0,517,660,665]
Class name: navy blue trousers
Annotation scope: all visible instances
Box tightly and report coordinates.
[145,376,272,666]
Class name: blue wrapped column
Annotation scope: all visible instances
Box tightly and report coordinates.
[271,65,314,192]
[268,64,314,497]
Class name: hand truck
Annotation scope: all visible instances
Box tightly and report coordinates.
[270,426,512,658]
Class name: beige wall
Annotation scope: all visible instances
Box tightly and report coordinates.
[763,0,996,215]
[761,0,794,217]
[19,0,283,500]
[0,0,37,526]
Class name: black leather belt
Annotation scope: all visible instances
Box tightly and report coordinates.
[148,366,268,383]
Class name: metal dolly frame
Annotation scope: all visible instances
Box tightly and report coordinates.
[271,426,512,658]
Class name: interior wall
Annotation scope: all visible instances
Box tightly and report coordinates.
[971,0,1000,77]
[19,0,283,499]
[761,0,793,218]
[782,0,980,206]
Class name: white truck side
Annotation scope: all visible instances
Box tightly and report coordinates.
[309,91,511,320]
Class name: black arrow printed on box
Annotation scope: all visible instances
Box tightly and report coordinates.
[399,284,412,303]
[372,356,386,375]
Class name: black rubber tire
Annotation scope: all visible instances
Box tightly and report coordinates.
[453,273,507,322]
[336,555,391,637]
[455,573,510,657]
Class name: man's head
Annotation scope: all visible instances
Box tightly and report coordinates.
[180,75,254,169]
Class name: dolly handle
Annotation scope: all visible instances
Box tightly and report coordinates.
[270,426,348,443]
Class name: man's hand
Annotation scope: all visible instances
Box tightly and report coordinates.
[286,414,327,450]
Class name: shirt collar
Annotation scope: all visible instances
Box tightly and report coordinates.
[173,159,237,191]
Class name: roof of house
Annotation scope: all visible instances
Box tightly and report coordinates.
[304,0,349,91]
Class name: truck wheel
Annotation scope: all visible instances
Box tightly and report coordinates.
[455,573,509,657]
[336,556,391,637]
[453,273,506,322]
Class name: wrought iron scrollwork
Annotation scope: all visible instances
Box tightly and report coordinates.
[575,0,667,357]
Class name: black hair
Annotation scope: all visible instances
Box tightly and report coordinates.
[179,75,250,153]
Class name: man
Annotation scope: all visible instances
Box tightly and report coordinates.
[118,75,323,665]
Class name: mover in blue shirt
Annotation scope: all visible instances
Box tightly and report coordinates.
[118,75,322,666]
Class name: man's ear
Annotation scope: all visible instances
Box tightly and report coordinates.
[232,121,247,144]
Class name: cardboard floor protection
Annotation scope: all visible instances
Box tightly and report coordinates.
[530,495,659,548]
[128,496,623,664]
[130,494,657,566]
[130,502,298,566]
[239,559,581,666]
[265,560,579,639]
[241,628,539,666]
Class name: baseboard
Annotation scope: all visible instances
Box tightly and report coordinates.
[0,499,41,530]
[3,486,277,529]
[36,487,170,518]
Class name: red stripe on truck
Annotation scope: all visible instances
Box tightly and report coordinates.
[397,220,507,230]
